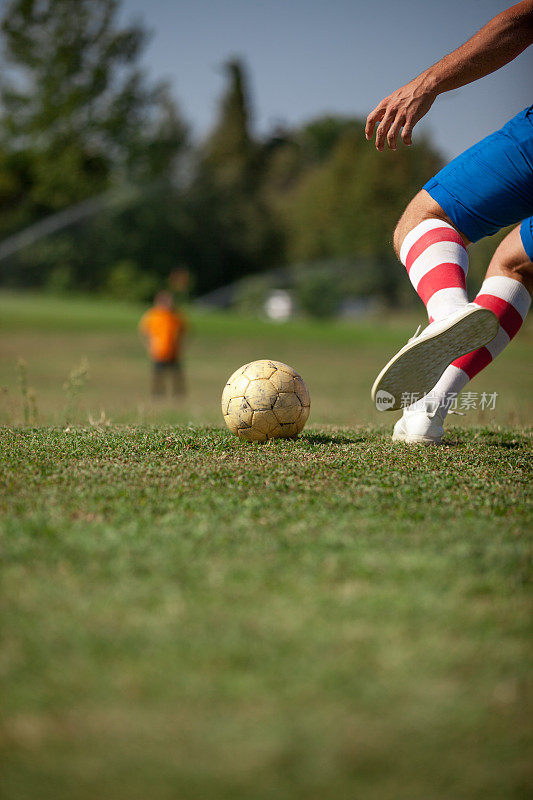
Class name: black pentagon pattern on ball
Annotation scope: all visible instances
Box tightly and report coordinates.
[221,359,310,441]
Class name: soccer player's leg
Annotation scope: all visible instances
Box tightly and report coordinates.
[372,189,499,410]
[151,362,166,397]
[172,361,186,397]
[372,106,533,411]
[393,220,532,443]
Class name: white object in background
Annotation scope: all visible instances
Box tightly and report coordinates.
[264,290,293,321]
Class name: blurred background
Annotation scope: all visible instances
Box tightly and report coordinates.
[0,0,532,427]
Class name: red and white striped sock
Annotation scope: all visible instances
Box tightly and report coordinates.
[400,219,469,322]
[452,275,530,380]
[421,276,531,413]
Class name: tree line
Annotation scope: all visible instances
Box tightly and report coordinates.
[1,0,493,309]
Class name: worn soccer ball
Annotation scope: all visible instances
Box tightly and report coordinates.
[221,359,310,442]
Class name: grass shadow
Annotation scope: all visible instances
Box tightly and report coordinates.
[439,436,527,450]
[302,433,364,445]
[485,440,524,450]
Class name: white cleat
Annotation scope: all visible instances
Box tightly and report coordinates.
[371,304,499,411]
[392,405,446,445]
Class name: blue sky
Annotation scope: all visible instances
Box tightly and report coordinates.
[120,0,532,159]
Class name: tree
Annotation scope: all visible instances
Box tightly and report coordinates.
[201,59,254,188]
[0,0,187,287]
[0,0,187,189]
[265,117,442,304]
[188,59,282,293]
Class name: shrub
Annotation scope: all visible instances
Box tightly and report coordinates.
[105,260,157,303]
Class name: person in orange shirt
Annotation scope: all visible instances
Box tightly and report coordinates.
[139,291,187,397]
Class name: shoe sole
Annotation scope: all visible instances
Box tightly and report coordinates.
[392,432,442,445]
[372,307,499,411]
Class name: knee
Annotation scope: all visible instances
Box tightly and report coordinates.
[393,193,432,258]
[392,217,407,259]
[506,259,533,284]
[487,226,533,294]
[392,190,465,259]
[393,208,426,259]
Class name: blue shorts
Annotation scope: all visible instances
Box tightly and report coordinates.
[423,106,533,261]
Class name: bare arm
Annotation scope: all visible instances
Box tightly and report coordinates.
[366,0,533,151]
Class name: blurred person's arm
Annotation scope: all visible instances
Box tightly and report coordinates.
[366,0,533,151]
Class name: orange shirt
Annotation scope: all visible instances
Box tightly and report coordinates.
[139,307,187,362]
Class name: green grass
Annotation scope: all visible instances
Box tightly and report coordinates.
[1,291,532,798]
[1,425,532,800]
[1,290,532,427]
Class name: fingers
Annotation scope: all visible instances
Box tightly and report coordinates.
[401,116,415,146]
[365,104,386,141]
[375,109,396,151]
[386,115,405,151]
[367,99,418,150]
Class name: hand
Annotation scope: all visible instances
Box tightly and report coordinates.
[365,74,438,151]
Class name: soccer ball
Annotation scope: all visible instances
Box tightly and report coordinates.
[221,359,310,442]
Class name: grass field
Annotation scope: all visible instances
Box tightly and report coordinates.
[1,290,532,427]
[1,291,532,799]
